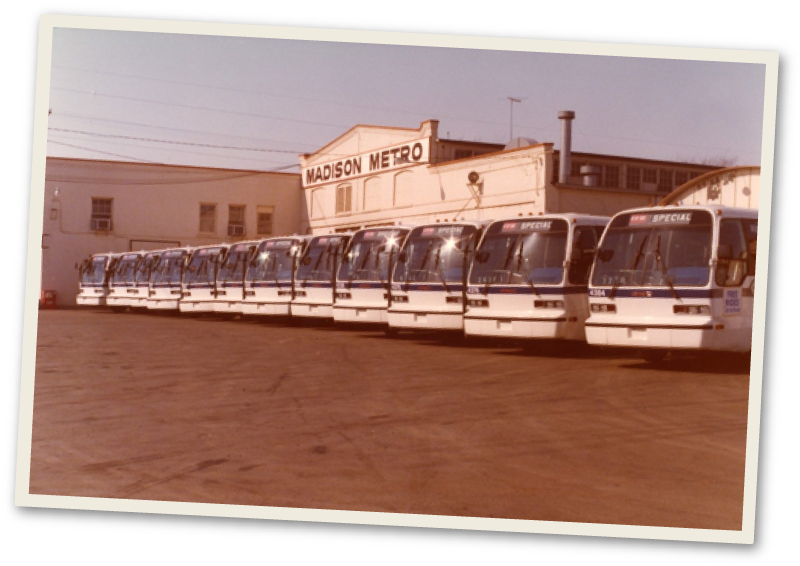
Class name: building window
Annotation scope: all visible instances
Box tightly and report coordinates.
[571,161,584,177]
[604,165,620,188]
[311,189,324,219]
[257,206,274,236]
[228,205,246,236]
[658,169,673,192]
[91,198,112,231]
[626,167,641,190]
[675,171,690,187]
[336,184,353,214]
[643,168,657,186]
[454,149,473,160]
[199,204,216,234]
[394,171,413,207]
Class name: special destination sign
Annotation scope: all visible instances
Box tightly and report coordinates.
[302,138,430,188]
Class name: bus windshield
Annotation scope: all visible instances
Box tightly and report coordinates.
[112,255,140,284]
[218,245,253,283]
[152,251,186,284]
[394,225,477,283]
[81,256,108,285]
[469,219,568,285]
[134,255,157,283]
[338,229,405,283]
[183,248,222,285]
[592,210,713,287]
[247,239,297,282]
[297,236,347,282]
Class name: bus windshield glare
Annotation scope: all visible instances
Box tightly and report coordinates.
[338,230,404,283]
[183,248,222,285]
[469,219,568,285]
[394,225,477,283]
[591,210,713,287]
[296,237,346,281]
[247,240,296,282]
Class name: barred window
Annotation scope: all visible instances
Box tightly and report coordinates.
[454,149,473,160]
[643,168,657,184]
[675,171,690,187]
[199,204,216,233]
[257,206,274,236]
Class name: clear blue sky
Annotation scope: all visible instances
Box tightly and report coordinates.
[46,28,767,172]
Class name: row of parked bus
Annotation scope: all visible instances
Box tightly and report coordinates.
[76,203,758,360]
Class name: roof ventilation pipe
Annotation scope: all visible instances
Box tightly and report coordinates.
[558,111,575,185]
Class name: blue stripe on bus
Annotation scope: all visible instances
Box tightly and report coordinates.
[252,281,292,288]
[589,288,724,299]
[467,286,588,296]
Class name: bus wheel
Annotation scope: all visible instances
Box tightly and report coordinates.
[642,349,668,363]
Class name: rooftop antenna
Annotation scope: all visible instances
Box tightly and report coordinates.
[508,97,523,139]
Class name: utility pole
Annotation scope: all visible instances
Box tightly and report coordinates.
[508,97,522,140]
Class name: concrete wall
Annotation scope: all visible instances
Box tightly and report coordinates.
[42,158,302,306]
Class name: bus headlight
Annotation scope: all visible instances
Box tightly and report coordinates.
[445,296,463,304]
[534,300,564,309]
[591,303,616,313]
[391,295,409,303]
[673,305,710,315]
[468,299,489,308]
[336,292,352,300]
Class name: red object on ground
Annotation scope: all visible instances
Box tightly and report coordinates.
[40,290,57,309]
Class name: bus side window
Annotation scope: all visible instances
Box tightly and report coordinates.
[743,219,758,275]
[569,227,598,285]
[716,219,747,287]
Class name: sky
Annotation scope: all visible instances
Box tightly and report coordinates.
[46,28,767,173]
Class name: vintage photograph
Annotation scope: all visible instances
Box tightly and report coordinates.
[18,16,776,543]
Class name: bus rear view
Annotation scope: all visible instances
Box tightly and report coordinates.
[464,214,608,342]
[585,205,757,357]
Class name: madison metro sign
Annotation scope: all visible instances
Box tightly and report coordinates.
[302,138,430,188]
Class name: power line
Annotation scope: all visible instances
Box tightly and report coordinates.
[48,135,295,166]
[49,127,303,154]
[48,140,160,163]
[53,112,321,148]
[52,87,352,129]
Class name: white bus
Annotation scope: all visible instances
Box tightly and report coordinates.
[291,233,352,320]
[148,247,191,311]
[212,240,261,316]
[585,205,757,358]
[76,252,120,307]
[333,227,411,325]
[387,221,487,333]
[179,244,229,314]
[464,214,609,342]
[242,236,310,317]
[130,250,163,309]
[106,251,145,311]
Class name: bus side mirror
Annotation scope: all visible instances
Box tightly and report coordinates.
[717,244,733,261]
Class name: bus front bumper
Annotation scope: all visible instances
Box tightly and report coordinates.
[464,312,570,339]
[242,301,291,316]
[387,308,463,330]
[584,318,743,351]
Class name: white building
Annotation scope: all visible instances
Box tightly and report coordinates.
[42,158,304,306]
[299,117,720,234]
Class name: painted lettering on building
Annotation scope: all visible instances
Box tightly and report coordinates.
[302,138,430,187]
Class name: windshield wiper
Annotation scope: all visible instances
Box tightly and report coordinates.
[610,236,649,299]
[653,235,681,302]
[432,243,452,293]
[515,242,540,297]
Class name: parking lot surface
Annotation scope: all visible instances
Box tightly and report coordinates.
[30,309,751,530]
